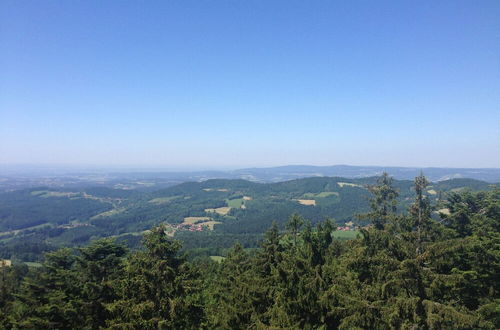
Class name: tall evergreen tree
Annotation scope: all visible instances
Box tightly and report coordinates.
[106,225,204,329]
[358,172,399,230]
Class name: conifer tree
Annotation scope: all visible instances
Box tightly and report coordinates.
[106,225,204,329]
[358,172,399,230]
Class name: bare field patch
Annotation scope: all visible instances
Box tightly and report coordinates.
[297,199,316,206]
[427,189,437,195]
[438,208,451,215]
[243,196,252,200]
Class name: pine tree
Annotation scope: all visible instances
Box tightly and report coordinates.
[358,172,399,230]
[106,225,204,329]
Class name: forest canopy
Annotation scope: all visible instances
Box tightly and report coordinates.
[1,174,499,329]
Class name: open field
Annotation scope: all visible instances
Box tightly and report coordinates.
[437,208,451,215]
[24,262,43,268]
[181,217,220,230]
[199,221,222,230]
[90,207,125,219]
[205,207,231,215]
[227,198,244,208]
[210,256,226,262]
[302,191,339,199]
[243,196,252,200]
[31,190,81,198]
[338,182,363,188]
[333,230,359,240]
[183,217,211,224]
[297,199,316,206]
[149,196,181,204]
[427,189,437,195]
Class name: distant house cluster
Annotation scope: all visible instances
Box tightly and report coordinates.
[174,223,204,232]
[337,226,355,231]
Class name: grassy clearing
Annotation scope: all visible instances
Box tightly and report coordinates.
[333,230,359,240]
[31,191,80,198]
[210,256,226,262]
[297,199,316,206]
[316,191,339,198]
[227,198,244,208]
[90,208,125,219]
[303,192,339,199]
[427,189,437,195]
[24,262,43,268]
[200,221,222,230]
[149,196,181,204]
[205,207,231,215]
[183,217,211,225]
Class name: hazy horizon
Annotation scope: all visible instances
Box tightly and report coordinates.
[2,1,499,168]
[1,162,499,174]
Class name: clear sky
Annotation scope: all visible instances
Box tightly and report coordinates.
[1,0,499,169]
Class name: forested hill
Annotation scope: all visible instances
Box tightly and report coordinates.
[1,175,498,329]
[0,176,496,262]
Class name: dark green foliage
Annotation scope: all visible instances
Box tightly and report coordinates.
[1,176,496,262]
[106,226,204,329]
[0,176,498,329]
[0,189,112,231]
[358,172,399,230]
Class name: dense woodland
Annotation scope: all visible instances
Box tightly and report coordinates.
[0,176,495,262]
[1,174,499,329]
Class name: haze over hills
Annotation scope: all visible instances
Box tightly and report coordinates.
[230,165,500,183]
[1,164,499,192]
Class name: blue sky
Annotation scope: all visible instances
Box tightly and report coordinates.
[1,0,499,169]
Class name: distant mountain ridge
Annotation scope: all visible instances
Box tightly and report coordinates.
[1,165,499,193]
[229,165,500,183]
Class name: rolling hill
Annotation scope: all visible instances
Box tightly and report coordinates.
[0,176,496,261]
